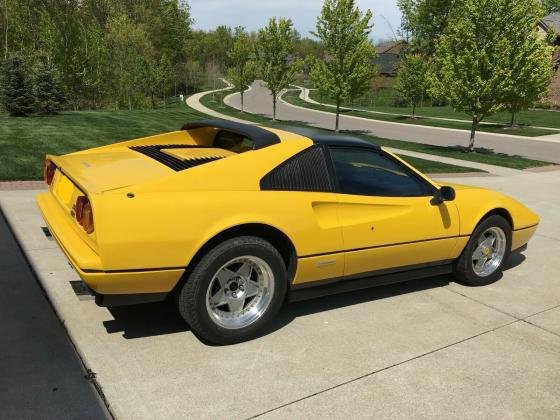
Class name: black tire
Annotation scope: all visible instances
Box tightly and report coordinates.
[177,236,287,345]
[453,215,512,286]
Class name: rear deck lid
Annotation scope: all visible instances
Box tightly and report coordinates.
[53,145,234,193]
[53,148,174,193]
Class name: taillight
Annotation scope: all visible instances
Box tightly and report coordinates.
[44,160,56,185]
[73,196,94,234]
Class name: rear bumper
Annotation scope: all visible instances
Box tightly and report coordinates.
[36,191,184,296]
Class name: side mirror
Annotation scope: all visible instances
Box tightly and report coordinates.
[431,186,456,205]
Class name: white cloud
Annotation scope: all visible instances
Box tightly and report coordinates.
[188,0,402,41]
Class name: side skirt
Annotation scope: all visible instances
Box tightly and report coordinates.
[288,263,452,303]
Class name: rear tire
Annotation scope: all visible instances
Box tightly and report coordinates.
[453,215,512,286]
[177,236,287,345]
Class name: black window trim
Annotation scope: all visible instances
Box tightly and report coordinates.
[326,145,437,197]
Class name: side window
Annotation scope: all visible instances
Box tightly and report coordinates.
[260,145,335,192]
[330,148,431,197]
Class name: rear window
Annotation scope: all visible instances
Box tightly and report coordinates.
[214,131,255,153]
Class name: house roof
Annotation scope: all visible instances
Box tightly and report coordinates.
[375,40,406,55]
[374,53,400,75]
[540,12,560,33]
[373,40,406,76]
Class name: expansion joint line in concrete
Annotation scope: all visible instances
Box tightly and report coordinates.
[247,319,521,419]
[443,286,560,340]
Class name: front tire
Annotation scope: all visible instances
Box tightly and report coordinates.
[177,236,287,345]
[453,215,512,286]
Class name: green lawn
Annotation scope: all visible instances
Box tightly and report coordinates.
[0,104,208,180]
[0,99,481,181]
[202,90,551,170]
[294,90,560,136]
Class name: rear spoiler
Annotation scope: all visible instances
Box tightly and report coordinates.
[181,119,280,150]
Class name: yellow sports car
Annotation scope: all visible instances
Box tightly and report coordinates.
[37,120,539,344]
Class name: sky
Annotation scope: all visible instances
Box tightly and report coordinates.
[188,0,402,42]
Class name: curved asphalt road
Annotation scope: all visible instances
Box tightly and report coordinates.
[225,82,560,164]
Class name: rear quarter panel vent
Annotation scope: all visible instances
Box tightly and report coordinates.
[260,145,334,192]
[130,145,223,171]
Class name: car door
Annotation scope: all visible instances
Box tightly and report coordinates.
[329,146,461,279]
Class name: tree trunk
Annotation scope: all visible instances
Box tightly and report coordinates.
[510,112,515,127]
[335,99,340,132]
[241,91,244,113]
[272,93,277,121]
[468,117,478,151]
[412,103,416,119]
[4,0,8,60]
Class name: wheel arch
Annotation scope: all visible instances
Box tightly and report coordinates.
[478,208,514,230]
[173,223,297,292]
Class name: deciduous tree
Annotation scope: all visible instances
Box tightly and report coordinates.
[398,0,457,55]
[310,0,376,131]
[394,53,429,118]
[226,29,257,112]
[542,0,560,13]
[502,1,554,126]
[256,17,301,121]
[431,0,554,150]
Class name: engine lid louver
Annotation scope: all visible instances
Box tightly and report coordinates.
[129,145,224,171]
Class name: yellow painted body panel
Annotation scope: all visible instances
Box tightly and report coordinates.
[292,254,345,284]
[512,225,538,251]
[36,190,184,294]
[36,125,539,297]
[336,195,460,277]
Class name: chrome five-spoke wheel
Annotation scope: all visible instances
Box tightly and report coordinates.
[471,226,507,277]
[453,215,512,286]
[205,256,275,329]
[177,236,287,344]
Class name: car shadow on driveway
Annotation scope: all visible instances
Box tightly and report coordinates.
[103,300,189,339]
[100,252,526,342]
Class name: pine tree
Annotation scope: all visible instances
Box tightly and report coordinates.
[34,58,65,114]
[1,56,36,116]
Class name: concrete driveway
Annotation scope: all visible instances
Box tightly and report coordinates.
[1,167,559,419]
[225,82,560,164]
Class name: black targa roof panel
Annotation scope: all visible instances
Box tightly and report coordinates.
[277,126,381,150]
[181,119,281,150]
